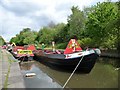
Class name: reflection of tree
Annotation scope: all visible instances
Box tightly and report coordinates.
[98,58,119,68]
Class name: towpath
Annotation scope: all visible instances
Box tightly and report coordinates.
[0,48,25,89]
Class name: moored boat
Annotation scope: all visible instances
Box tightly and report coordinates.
[11,45,36,61]
[33,39,101,73]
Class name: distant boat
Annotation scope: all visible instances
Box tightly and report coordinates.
[33,39,101,73]
[11,45,36,61]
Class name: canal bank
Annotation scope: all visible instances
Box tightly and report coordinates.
[100,49,120,59]
[0,48,25,89]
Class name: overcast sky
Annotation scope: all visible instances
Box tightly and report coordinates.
[0,0,118,42]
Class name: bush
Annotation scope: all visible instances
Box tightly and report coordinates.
[56,43,68,49]
[101,37,116,49]
[78,38,94,48]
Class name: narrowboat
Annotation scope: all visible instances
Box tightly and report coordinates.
[33,39,101,73]
[11,45,36,61]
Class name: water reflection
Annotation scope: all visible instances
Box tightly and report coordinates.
[20,57,119,88]
[20,61,61,88]
[98,57,120,68]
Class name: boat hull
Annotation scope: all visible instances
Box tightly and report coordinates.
[34,52,99,73]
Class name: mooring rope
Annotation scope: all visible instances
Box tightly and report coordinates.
[62,51,85,88]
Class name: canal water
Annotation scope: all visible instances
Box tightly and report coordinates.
[20,57,119,88]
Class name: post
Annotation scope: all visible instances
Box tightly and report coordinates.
[52,41,55,52]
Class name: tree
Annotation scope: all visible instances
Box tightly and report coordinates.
[67,6,86,39]
[10,28,37,45]
[105,1,120,51]
[47,21,56,28]
[10,35,19,45]
[0,36,5,46]
[116,1,120,52]
[36,27,56,45]
[53,23,67,43]
[23,31,37,44]
[86,2,118,47]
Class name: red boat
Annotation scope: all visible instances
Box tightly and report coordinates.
[33,39,101,73]
[11,45,36,61]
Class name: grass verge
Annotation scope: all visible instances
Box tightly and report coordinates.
[3,64,11,89]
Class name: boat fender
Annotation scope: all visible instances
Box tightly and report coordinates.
[94,49,101,55]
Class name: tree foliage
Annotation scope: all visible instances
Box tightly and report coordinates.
[53,23,68,43]
[10,28,37,45]
[86,2,118,47]
[9,1,119,50]
[67,6,85,39]
[36,27,56,45]
[0,36,5,46]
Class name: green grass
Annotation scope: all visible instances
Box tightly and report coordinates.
[3,52,14,89]
[3,64,11,89]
